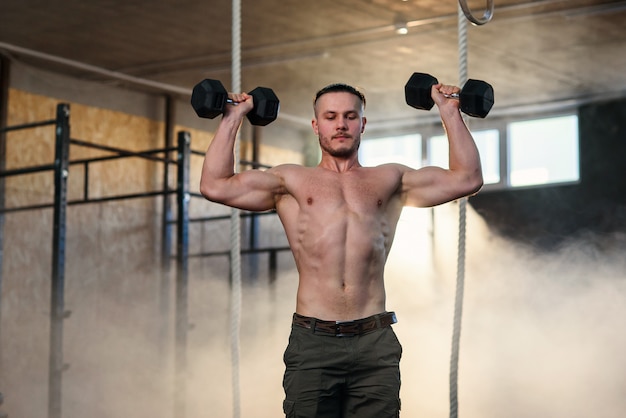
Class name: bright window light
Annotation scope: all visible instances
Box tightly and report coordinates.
[427,135,448,168]
[359,114,579,191]
[508,115,579,187]
[428,129,500,185]
[359,134,422,167]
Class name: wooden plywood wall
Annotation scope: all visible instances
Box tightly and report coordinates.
[2,89,172,417]
[1,87,300,418]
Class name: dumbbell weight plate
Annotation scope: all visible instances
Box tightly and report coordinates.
[191,79,229,119]
[247,87,280,126]
[459,79,494,119]
[405,72,438,111]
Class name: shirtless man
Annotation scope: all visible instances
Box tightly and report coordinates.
[200,82,483,418]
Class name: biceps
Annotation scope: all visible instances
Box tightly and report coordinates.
[402,167,466,207]
[201,170,284,211]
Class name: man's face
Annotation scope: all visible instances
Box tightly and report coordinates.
[312,92,366,159]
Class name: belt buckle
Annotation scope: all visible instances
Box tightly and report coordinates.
[335,320,357,337]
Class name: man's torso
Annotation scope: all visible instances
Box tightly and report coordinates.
[272,164,407,321]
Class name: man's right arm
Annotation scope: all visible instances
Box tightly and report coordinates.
[199,93,285,212]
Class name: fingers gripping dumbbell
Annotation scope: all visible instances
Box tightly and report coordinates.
[405,72,494,118]
[191,78,280,126]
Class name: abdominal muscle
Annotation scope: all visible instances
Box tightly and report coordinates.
[283,204,391,322]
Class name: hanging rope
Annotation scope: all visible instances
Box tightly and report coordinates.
[450,4,469,418]
[230,0,243,417]
[458,0,494,26]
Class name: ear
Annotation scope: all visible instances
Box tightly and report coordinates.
[361,116,367,133]
[312,118,319,135]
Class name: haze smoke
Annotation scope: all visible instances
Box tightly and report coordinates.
[2,203,625,418]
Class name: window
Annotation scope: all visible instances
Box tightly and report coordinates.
[359,134,422,167]
[508,115,579,187]
[358,114,579,191]
[428,129,501,185]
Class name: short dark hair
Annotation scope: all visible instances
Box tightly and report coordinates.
[314,83,366,108]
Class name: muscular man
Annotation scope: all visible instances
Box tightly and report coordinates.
[200,82,483,418]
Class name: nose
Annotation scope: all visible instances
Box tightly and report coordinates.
[335,115,348,130]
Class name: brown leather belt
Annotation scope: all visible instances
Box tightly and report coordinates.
[292,311,397,337]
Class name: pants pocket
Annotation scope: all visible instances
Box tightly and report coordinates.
[282,400,295,418]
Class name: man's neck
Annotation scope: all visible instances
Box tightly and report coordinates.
[318,155,361,173]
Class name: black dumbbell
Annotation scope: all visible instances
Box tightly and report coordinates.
[405,72,494,118]
[191,78,280,126]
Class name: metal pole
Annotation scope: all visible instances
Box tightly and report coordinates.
[162,96,175,276]
[160,96,174,359]
[48,103,71,418]
[0,53,10,418]
[174,131,190,418]
[248,126,261,278]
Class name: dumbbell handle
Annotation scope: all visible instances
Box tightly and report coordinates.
[226,97,256,106]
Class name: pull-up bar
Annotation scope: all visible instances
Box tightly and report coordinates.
[0,104,194,418]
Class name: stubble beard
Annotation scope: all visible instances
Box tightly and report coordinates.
[320,135,360,158]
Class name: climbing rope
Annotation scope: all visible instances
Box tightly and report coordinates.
[229,0,242,417]
[458,0,494,25]
[449,197,467,418]
[449,3,472,417]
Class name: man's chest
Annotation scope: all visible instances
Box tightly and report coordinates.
[289,171,400,213]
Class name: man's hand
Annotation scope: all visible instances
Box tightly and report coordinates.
[224,92,254,120]
[431,83,462,114]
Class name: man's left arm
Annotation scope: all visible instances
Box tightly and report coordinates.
[401,84,483,207]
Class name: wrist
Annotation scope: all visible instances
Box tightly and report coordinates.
[220,111,245,127]
[439,105,463,122]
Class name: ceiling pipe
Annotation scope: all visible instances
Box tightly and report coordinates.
[0,41,189,96]
[0,41,310,126]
